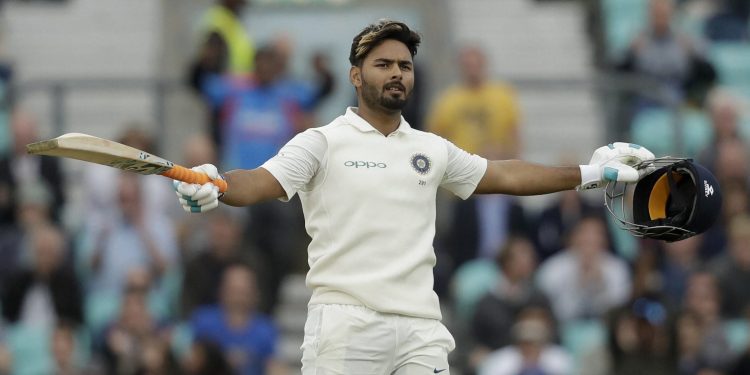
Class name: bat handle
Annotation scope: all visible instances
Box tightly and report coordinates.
[160,165,228,193]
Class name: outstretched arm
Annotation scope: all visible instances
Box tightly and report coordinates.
[220,167,286,206]
[474,160,580,195]
[173,164,285,212]
[474,142,656,196]
[174,129,325,213]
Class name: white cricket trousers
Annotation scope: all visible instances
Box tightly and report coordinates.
[301,304,456,375]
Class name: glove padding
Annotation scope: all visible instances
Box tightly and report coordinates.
[578,142,655,190]
[173,164,222,213]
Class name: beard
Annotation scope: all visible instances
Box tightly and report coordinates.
[361,77,410,111]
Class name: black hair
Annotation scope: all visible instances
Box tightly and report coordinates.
[349,20,421,66]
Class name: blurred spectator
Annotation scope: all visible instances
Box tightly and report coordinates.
[51,319,96,375]
[713,138,749,185]
[709,214,750,318]
[677,271,733,374]
[477,307,573,375]
[182,133,219,169]
[189,264,285,375]
[181,339,233,375]
[51,320,77,375]
[101,287,170,375]
[188,0,255,147]
[470,237,552,365]
[271,35,336,112]
[180,208,255,318]
[428,45,526,281]
[1,224,83,328]
[617,0,714,109]
[532,188,606,262]
[604,296,676,375]
[0,108,65,226]
[137,336,180,375]
[309,51,336,107]
[537,215,631,323]
[661,235,703,309]
[700,139,750,254]
[124,266,173,324]
[85,173,179,295]
[442,193,528,273]
[190,0,254,81]
[175,133,222,259]
[630,245,666,301]
[699,177,749,260]
[203,45,316,171]
[81,126,175,230]
[15,180,54,230]
[0,343,9,375]
[699,89,745,171]
[202,44,313,314]
[0,180,54,288]
[428,45,520,160]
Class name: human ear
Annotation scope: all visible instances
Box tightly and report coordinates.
[349,66,362,88]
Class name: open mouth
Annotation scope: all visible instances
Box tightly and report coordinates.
[385,85,405,94]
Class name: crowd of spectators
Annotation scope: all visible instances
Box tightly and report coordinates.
[441,1,750,375]
[0,0,748,374]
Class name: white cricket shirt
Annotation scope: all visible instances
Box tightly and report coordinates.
[262,107,487,319]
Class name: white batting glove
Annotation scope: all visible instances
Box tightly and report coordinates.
[577,142,655,190]
[173,164,222,213]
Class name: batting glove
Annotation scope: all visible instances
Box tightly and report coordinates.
[173,164,222,213]
[577,142,655,190]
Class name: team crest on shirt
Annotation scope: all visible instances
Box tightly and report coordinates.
[410,153,431,175]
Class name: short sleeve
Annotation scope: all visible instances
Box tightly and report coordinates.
[440,138,488,199]
[261,129,327,201]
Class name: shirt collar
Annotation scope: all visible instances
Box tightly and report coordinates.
[344,107,412,136]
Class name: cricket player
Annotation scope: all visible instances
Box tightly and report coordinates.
[174,20,654,375]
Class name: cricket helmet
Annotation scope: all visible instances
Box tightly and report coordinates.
[605,157,722,242]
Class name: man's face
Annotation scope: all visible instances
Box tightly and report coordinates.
[650,0,673,35]
[220,266,257,313]
[459,47,486,86]
[354,39,414,112]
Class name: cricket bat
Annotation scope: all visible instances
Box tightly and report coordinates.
[26,132,228,193]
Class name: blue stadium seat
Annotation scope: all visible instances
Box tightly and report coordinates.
[560,319,607,373]
[723,319,750,353]
[602,0,648,59]
[5,324,53,375]
[606,212,638,262]
[741,114,750,142]
[0,81,9,155]
[708,43,750,89]
[159,268,183,319]
[451,259,500,322]
[170,322,194,360]
[84,291,121,337]
[630,108,713,157]
[681,109,714,154]
[630,109,675,156]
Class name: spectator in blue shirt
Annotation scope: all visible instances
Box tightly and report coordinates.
[203,45,317,171]
[190,264,285,375]
[202,45,314,316]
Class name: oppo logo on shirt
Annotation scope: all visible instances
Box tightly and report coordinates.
[344,160,387,169]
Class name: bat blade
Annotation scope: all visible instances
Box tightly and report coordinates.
[26,133,228,192]
[26,133,174,175]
